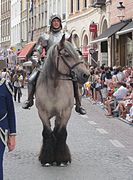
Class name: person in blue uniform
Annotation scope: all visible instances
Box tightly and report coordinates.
[0,60,16,180]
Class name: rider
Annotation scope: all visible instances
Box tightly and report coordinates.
[22,14,86,115]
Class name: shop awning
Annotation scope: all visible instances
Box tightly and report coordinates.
[18,42,36,59]
[116,21,133,35]
[90,21,128,44]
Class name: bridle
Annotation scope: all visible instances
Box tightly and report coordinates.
[56,46,84,81]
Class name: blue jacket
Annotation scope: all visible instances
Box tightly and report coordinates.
[0,78,16,135]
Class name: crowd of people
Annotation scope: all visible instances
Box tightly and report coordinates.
[84,64,133,123]
[1,63,133,124]
[0,66,27,103]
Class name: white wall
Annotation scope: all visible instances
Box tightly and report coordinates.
[11,0,21,49]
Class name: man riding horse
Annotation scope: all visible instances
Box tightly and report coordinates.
[22,14,86,115]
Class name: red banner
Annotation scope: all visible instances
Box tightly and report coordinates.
[89,23,97,32]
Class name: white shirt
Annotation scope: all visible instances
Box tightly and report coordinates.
[113,86,128,100]
[116,72,125,82]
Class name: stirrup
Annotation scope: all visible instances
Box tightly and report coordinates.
[75,106,86,115]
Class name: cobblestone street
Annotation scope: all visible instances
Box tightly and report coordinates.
[4,88,133,180]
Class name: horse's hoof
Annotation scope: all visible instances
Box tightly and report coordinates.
[42,163,51,167]
[60,163,68,167]
[57,162,69,167]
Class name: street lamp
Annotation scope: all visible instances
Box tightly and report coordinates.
[117,2,125,22]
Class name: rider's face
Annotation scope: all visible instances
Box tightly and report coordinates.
[52,18,61,29]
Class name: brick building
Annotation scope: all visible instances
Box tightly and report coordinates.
[90,0,133,67]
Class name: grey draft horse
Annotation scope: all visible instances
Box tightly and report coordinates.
[35,34,89,166]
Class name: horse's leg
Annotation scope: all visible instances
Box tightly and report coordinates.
[39,124,56,166]
[53,113,71,166]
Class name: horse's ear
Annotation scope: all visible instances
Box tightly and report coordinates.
[59,34,65,48]
[67,33,72,43]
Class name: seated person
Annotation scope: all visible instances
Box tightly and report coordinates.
[113,83,133,119]
[104,82,129,116]
[129,106,133,121]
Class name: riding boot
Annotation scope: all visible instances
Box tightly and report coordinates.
[22,83,35,109]
[73,81,86,115]
[22,69,40,109]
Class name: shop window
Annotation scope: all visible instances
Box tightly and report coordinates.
[126,33,133,67]
[101,41,108,52]
[127,33,132,40]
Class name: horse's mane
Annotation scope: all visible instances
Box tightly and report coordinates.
[43,44,58,79]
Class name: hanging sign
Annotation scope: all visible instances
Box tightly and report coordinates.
[89,23,97,32]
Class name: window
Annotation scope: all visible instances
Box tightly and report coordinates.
[34,16,36,30]
[76,0,80,11]
[70,0,73,14]
[42,12,44,27]
[84,0,87,8]
[29,18,31,32]
[38,14,40,29]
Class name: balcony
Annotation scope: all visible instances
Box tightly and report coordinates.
[92,0,106,8]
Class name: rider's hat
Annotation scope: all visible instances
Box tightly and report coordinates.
[50,14,61,23]
[0,60,7,70]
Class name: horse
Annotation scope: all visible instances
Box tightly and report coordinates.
[35,34,89,166]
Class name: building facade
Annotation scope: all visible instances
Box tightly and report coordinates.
[21,0,28,47]
[110,0,133,67]
[66,0,102,65]
[90,0,133,67]
[1,0,11,49]
[11,0,21,50]
[28,0,48,42]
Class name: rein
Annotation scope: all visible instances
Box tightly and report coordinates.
[56,47,83,81]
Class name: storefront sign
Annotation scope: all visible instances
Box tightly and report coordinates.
[89,23,97,32]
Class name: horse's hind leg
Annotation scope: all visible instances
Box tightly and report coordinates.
[39,125,56,166]
[53,126,71,166]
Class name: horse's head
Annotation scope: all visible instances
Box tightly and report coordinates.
[55,34,89,84]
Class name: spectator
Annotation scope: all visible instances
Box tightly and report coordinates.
[113,83,133,119]
[13,72,22,103]
[104,82,128,116]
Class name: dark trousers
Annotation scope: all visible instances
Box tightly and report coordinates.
[14,86,21,102]
[0,139,5,180]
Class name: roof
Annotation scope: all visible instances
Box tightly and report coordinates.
[18,42,36,58]
[90,21,128,44]
[116,21,133,35]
